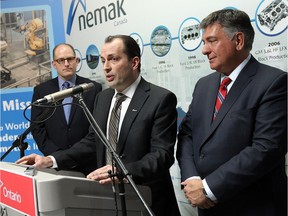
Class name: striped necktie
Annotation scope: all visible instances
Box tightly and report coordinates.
[106,93,127,165]
[213,77,231,120]
[62,81,72,123]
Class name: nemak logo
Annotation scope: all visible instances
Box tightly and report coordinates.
[66,0,127,35]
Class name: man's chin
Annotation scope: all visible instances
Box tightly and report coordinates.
[209,63,218,71]
[107,81,116,89]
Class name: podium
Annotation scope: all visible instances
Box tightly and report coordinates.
[0,162,151,216]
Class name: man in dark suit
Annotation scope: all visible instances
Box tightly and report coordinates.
[17,35,180,216]
[176,9,287,216]
[31,43,102,174]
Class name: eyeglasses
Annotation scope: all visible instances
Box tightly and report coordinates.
[54,57,77,65]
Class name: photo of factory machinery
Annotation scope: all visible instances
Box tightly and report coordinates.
[1,10,51,89]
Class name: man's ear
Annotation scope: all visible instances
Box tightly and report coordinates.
[52,60,57,69]
[132,56,140,71]
[235,32,245,51]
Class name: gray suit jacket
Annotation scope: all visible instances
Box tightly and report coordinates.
[52,77,180,216]
[177,56,287,216]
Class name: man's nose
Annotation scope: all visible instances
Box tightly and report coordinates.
[202,43,210,55]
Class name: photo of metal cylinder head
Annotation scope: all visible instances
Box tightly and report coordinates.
[257,0,288,31]
[180,24,200,44]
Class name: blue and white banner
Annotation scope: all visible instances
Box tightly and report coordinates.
[1,0,65,161]
[1,0,287,215]
[61,1,287,215]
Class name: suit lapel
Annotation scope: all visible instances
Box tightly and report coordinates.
[66,75,87,124]
[201,57,258,146]
[49,78,68,124]
[117,78,150,154]
[206,73,221,126]
[192,73,221,138]
[97,89,114,163]
[69,76,81,124]
[98,89,114,131]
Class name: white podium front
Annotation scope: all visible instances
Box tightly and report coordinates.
[0,162,151,216]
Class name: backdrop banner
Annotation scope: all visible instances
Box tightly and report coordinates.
[1,0,287,215]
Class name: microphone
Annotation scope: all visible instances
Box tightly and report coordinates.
[35,83,95,104]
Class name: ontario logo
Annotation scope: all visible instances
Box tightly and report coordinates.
[66,0,127,35]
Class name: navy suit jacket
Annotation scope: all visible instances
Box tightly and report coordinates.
[177,56,287,216]
[52,77,181,216]
[31,75,102,173]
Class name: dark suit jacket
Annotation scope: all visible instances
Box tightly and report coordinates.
[52,77,181,216]
[31,75,102,174]
[177,56,287,216]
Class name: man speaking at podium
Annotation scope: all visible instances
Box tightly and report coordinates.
[17,35,181,216]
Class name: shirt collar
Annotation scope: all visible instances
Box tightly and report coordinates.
[222,54,251,82]
[58,75,76,89]
[114,75,141,99]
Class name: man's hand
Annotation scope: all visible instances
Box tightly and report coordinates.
[181,178,216,209]
[87,165,118,184]
[15,153,53,169]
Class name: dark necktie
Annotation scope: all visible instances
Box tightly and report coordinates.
[106,93,127,164]
[213,77,231,120]
[62,81,72,123]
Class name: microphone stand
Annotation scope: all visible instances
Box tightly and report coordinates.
[77,95,154,216]
[1,104,55,161]
[0,130,29,161]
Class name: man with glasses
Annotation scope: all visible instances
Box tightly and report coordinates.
[30,43,102,175]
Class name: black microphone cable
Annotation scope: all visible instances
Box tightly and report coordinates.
[108,164,119,216]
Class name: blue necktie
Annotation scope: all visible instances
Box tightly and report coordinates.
[62,82,72,123]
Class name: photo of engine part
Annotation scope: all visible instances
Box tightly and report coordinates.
[180,24,200,44]
[150,26,171,57]
[257,0,288,31]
